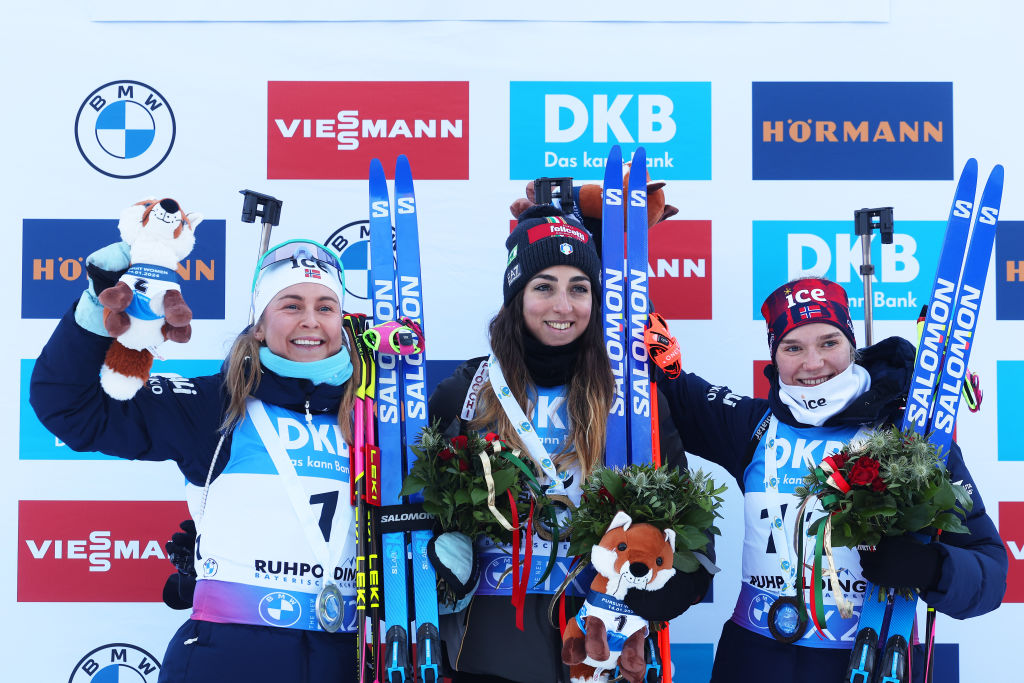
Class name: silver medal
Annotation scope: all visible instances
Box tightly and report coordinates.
[316,581,344,632]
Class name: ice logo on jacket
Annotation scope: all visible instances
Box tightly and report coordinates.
[259,591,303,628]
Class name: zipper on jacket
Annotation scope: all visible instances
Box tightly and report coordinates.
[304,398,313,424]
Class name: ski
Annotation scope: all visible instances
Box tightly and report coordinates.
[602,144,628,469]
[626,147,652,468]
[369,159,412,683]
[844,160,1003,683]
[394,155,441,683]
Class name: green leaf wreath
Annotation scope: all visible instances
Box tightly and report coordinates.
[795,426,972,549]
[568,464,726,573]
[400,422,542,546]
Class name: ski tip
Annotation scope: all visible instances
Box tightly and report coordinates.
[370,158,385,176]
[988,164,1005,183]
[631,147,647,167]
[396,154,411,174]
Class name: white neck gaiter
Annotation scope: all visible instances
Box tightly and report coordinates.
[778,363,871,427]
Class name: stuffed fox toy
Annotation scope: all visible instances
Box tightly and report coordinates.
[98,198,202,400]
[561,511,676,683]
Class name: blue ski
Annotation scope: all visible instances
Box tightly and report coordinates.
[601,144,628,469]
[369,159,412,683]
[845,160,1004,683]
[626,147,652,467]
[394,155,440,683]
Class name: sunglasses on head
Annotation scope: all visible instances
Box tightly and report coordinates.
[252,239,345,291]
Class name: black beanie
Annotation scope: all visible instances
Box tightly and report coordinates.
[503,205,602,306]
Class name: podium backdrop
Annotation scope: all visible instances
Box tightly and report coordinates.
[5,2,1022,680]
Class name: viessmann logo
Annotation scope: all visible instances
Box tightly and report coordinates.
[752,82,953,180]
[509,81,711,181]
[18,500,189,602]
[267,81,469,179]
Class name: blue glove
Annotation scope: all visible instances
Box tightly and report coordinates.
[75,242,130,336]
[427,531,479,613]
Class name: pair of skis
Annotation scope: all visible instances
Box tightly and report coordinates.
[362,156,439,683]
[844,159,1004,683]
[600,144,670,682]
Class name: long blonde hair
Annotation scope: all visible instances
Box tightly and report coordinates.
[219,324,359,447]
[470,289,613,480]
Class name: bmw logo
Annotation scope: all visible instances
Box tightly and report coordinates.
[75,80,175,179]
[69,643,160,682]
[202,558,219,577]
[259,591,303,628]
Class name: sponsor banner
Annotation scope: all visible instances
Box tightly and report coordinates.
[21,218,226,320]
[997,361,1024,462]
[650,220,712,320]
[999,502,1024,601]
[752,82,953,180]
[18,500,189,602]
[20,359,222,460]
[75,80,175,179]
[267,81,469,180]
[751,220,944,321]
[995,220,1024,320]
[509,82,711,181]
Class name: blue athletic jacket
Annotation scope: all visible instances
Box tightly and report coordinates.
[30,306,346,484]
[656,336,1007,620]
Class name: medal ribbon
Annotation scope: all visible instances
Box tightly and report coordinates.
[487,353,565,492]
[763,418,799,596]
[246,399,349,595]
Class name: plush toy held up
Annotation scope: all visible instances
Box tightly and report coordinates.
[561,511,676,683]
[98,198,202,400]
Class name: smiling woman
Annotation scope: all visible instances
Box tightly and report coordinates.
[424,204,711,683]
[29,232,364,683]
[651,276,1007,682]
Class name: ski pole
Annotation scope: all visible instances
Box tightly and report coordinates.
[853,207,894,346]
[239,190,283,325]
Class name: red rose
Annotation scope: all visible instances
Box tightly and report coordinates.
[871,478,887,493]
[458,459,470,472]
[848,457,882,487]
[598,486,614,502]
[451,435,469,450]
[437,448,455,461]
[832,452,851,470]
[485,432,499,442]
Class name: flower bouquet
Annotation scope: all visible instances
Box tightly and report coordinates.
[796,426,972,550]
[400,423,549,606]
[568,464,725,573]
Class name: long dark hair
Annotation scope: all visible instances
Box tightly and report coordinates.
[470,287,614,479]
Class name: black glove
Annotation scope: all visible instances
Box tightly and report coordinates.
[162,519,198,610]
[858,535,943,591]
[86,261,128,297]
[623,567,712,622]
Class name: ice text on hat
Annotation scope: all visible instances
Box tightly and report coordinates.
[784,286,828,308]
